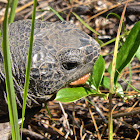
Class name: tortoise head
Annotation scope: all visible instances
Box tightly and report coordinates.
[6,20,100,105]
[29,21,100,103]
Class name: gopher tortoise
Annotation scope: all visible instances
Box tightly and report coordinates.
[0,19,100,139]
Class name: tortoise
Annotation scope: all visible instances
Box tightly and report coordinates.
[0,19,100,139]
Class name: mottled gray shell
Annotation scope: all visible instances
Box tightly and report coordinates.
[0,19,100,116]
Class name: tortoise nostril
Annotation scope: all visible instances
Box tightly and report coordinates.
[62,62,78,70]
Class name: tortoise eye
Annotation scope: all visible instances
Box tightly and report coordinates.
[62,62,78,70]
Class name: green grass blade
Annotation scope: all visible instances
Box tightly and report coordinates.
[49,6,64,22]
[102,76,124,99]
[2,0,20,139]
[109,2,128,139]
[116,70,140,93]
[0,31,3,45]
[21,0,37,139]
[8,0,18,23]
[100,31,129,48]
[72,12,100,36]
[106,13,126,32]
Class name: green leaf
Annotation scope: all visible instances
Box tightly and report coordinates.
[55,87,98,103]
[92,55,105,90]
[136,45,140,61]
[72,12,100,35]
[102,76,124,99]
[114,21,140,83]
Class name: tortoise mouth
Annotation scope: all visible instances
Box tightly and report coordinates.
[69,73,89,85]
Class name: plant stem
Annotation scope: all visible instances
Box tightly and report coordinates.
[108,1,128,139]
